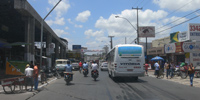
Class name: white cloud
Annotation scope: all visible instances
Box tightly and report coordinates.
[48,0,70,17]
[46,20,54,26]
[54,17,65,25]
[94,9,179,44]
[84,29,104,38]
[65,26,69,30]
[153,0,200,12]
[76,10,91,22]
[46,17,65,26]
[54,29,69,36]
[75,24,83,28]
[67,19,74,24]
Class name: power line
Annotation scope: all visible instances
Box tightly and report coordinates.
[156,0,193,25]
[141,0,151,8]
[157,9,200,31]
[156,14,200,34]
[137,0,144,7]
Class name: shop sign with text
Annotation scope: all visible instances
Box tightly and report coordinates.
[188,23,200,41]
[182,42,200,52]
[175,42,183,53]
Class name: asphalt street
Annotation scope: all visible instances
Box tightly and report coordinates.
[25,69,200,100]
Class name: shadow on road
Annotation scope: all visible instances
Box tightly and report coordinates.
[112,77,147,83]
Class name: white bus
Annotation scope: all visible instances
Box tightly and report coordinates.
[106,44,145,80]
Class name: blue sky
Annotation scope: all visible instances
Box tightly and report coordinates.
[27,0,200,53]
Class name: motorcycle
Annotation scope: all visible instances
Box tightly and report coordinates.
[91,70,99,81]
[64,72,73,85]
[173,67,181,76]
[83,68,88,77]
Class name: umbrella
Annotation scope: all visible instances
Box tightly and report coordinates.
[151,56,164,61]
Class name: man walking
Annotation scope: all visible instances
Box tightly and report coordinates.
[144,62,149,76]
[33,63,39,90]
[154,61,160,78]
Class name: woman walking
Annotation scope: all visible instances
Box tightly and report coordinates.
[188,63,195,86]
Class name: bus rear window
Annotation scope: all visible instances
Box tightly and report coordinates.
[118,46,142,57]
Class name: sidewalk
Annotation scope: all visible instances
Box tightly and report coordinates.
[0,76,57,94]
[148,70,200,88]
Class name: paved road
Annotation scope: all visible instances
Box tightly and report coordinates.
[27,69,200,100]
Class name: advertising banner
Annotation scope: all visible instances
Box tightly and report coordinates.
[182,42,200,52]
[81,49,104,52]
[175,42,183,53]
[165,43,176,53]
[170,32,179,43]
[178,31,189,42]
[138,26,155,37]
[188,23,200,41]
[190,52,200,67]
[6,61,28,75]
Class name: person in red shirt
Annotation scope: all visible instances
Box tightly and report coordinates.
[34,63,39,90]
[144,63,149,76]
[79,61,83,73]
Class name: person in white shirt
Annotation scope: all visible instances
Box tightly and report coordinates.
[91,61,99,76]
[25,64,34,91]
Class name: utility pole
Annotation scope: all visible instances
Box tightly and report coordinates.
[132,7,142,44]
[108,36,114,49]
[125,37,126,44]
[40,0,62,69]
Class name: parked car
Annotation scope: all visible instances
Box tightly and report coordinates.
[55,59,69,75]
[71,62,79,70]
[100,62,108,71]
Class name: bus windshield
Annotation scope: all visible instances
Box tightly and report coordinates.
[118,46,142,57]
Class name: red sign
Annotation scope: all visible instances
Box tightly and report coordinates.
[175,42,183,53]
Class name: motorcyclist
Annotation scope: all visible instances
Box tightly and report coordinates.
[91,61,99,76]
[82,62,89,73]
[65,60,73,80]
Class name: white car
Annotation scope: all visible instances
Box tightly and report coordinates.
[100,62,108,71]
[71,62,79,70]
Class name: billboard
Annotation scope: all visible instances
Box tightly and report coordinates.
[188,23,200,41]
[138,26,155,37]
[72,45,81,50]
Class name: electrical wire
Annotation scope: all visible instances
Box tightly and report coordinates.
[156,14,200,34]
[157,9,200,31]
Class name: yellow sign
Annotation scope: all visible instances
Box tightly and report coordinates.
[6,61,24,75]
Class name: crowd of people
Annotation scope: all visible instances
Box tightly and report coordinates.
[144,61,196,87]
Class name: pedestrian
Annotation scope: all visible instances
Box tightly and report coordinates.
[165,62,170,79]
[154,61,160,78]
[33,63,39,90]
[144,62,149,76]
[188,63,195,86]
[25,64,34,91]
[79,61,83,73]
[170,61,175,79]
